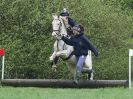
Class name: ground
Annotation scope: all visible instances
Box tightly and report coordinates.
[0,85,133,99]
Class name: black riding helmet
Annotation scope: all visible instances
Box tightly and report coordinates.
[60,8,69,16]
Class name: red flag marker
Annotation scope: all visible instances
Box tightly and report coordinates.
[0,49,5,56]
[0,48,5,79]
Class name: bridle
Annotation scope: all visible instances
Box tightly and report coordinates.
[52,19,62,37]
[52,18,67,51]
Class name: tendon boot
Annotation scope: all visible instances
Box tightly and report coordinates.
[88,69,94,80]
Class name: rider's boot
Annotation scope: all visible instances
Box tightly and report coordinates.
[74,70,80,85]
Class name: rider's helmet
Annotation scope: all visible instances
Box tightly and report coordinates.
[60,8,69,17]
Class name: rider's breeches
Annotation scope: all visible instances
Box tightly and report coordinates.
[76,55,86,73]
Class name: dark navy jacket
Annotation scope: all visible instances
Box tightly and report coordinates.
[62,33,98,57]
[68,18,76,27]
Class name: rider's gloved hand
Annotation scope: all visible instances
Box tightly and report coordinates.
[61,34,67,38]
[95,51,99,57]
[95,52,100,60]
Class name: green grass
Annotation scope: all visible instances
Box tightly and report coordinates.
[0,86,133,99]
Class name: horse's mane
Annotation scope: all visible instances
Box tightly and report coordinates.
[53,14,59,20]
[59,16,67,35]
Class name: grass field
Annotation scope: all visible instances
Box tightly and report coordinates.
[0,86,133,99]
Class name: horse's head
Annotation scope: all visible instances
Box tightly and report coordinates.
[52,14,67,39]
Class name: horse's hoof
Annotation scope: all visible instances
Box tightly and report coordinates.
[53,68,57,72]
[52,68,57,72]
[90,78,93,80]
[73,80,79,85]
[49,56,53,62]
[52,65,57,72]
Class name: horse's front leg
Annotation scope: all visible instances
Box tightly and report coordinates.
[56,50,68,57]
[50,51,56,62]
[49,51,58,72]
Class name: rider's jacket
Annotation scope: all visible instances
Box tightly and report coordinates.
[63,18,76,35]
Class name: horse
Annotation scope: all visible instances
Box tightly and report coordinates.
[49,14,93,81]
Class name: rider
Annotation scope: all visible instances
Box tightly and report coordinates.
[60,8,77,35]
[61,25,98,83]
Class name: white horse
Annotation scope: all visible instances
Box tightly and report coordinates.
[49,15,93,80]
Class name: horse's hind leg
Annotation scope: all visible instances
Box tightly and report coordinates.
[82,68,93,80]
[87,70,93,80]
[84,51,93,80]
[49,51,59,72]
[87,69,93,80]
